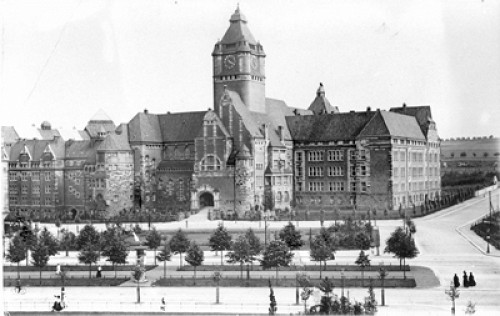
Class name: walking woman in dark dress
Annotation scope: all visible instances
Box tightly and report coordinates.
[463,271,469,287]
[469,272,476,286]
[453,273,460,288]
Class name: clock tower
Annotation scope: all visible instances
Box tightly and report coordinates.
[213,6,266,113]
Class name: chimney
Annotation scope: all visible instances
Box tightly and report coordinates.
[278,125,285,142]
[144,108,148,114]
[366,106,371,112]
[262,124,269,140]
[402,103,407,108]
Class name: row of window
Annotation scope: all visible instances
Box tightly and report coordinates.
[10,171,51,181]
[307,150,366,162]
[10,196,53,205]
[307,181,349,192]
[394,181,440,192]
[308,166,345,177]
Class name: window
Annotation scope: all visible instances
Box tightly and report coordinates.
[308,182,324,192]
[45,172,51,181]
[178,179,184,201]
[350,182,356,192]
[400,152,406,161]
[328,150,343,161]
[44,197,51,205]
[349,150,356,161]
[327,166,343,176]
[360,182,368,192]
[360,165,367,176]
[32,172,40,181]
[21,172,28,181]
[350,166,356,177]
[284,191,290,202]
[297,181,304,192]
[328,182,345,192]
[275,191,282,201]
[9,171,17,181]
[358,150,366,160]
[401,167,406,178]
[200,155,222,171]
[256,163,264,170]
[32,185,40,195]
[393,168,399,178]
[308,166,323,177]
[45,185,51,194]
[308,151,324,161]
[21,184,28,195]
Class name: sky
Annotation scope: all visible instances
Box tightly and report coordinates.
[1,0,499,139]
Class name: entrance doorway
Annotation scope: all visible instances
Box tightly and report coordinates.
[199,192,214,207]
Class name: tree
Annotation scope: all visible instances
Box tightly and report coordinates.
[245,228,262,258]
[226,235,252,279]
[76,224,100,251]
[384,227,419,278]
[279,222,305,251]
[156,240,172,278]
[261,240,294,279]
[185,241,204,285]
[6,235,26,280]
[310,229,336,278]
[102,235,129,278]
[39,227,59,256]
[31,239,50,285]
[60,229,76,256]
[355,250,371,285]
[145,227,162,265]
[319,277,335,314]
[78,243,99,279]
[169,229,190,267]
[354,232,371,250]
[19,223,36,266]
[209,223,232,265]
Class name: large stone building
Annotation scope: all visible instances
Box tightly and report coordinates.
[3,7,441,221]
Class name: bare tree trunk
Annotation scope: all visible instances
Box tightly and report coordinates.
[39,268,42,286]
[220,251,224,266]
[89,263,92,279]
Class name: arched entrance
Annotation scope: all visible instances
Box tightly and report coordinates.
[199,192,214,207]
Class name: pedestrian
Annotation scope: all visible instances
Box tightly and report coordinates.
[463,271,469,288]
[453,273,460,288]
[160,297,166,311]
[469,272,476,287]
[56,264,61,275]
[96,265,102,278]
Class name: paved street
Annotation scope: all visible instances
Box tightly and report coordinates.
[3,190,500,314]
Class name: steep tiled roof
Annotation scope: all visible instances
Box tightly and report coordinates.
[358,111,425,140]
[1,126,20,145]
[9,137,65,161]
[158,111,206,142]
[38,128,61,140]
[85,122,116,138]
[226,90,263,137]
[89,109,113,122]
[128,112,162,143]
[220,7,257,45]
[286,112,375,141]
[97,124,131,151]
[389,105,433,137]
[65,140,97,164]
[307,83,339,115]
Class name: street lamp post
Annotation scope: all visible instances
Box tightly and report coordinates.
[445,281,460,314]
[378,265,388,306]
[341,269,345,298]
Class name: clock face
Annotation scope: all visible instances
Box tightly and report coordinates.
[224,55,236,69]
[251,56,258,70]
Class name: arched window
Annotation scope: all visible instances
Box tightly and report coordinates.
[185,146,190,159]
[275,191,282,202]
[200,155,222,171]
[178,179,185,201]
[284,191,290,202]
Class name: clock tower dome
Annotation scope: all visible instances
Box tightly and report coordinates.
[213,6,266,113]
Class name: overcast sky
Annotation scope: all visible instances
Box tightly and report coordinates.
[1,0,499,139]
